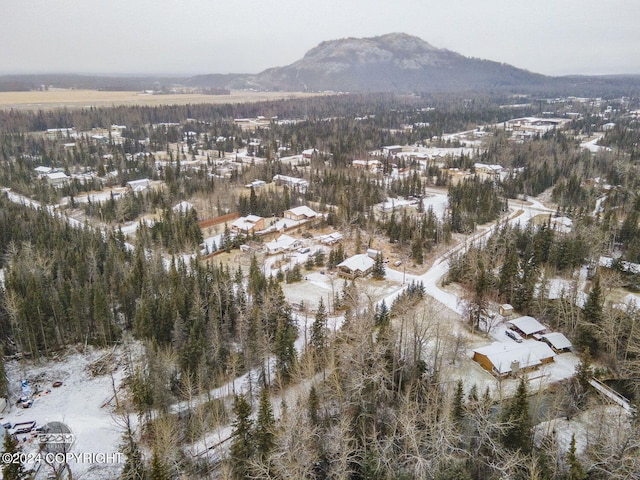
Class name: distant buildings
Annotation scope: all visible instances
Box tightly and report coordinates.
[265,234,301,255]
[272,174,309,193]
[126,179,151,193]
[231,215,265,235]
[283,206,318,222]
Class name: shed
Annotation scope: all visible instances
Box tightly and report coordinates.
[499,304,514,317]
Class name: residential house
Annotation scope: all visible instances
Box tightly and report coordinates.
[283,206,318,222]
[245,179,266,189]
[46,171,70,187]
[499,304,514,317]
[382,145,403,156]
[273,174,309,193]
[127,179,151,193]
[337,254,376,279]
[352,159,382,171]
[231,215,265,235]
[473,341,556,376]
[265,234,301,255]
[35,166,53,175]
[474,163,503,177]
[320,232,343,245]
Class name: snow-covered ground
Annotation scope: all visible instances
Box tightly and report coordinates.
[581,134,612,153]
[2,347,133,479]
[534,405,632,456]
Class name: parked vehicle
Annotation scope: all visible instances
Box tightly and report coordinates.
[505,329,523,343]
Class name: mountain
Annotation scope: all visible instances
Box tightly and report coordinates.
[4,34,640,95]
[251,33,548,92]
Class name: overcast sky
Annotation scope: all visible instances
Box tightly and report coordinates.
[2,0,639,77]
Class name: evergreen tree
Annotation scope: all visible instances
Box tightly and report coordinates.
[355,229,362,254]
[249,186,258,214]
[566,434,586,480]
[255,388,275,462]
[310,298,328,361]
[577,276,603,353]
[501,377,532,453]
[119,425,146,480]
[274,314,297,384]
[148,449,170,480]
[375,300,390,326]
[2,433,32,480]
[372,252,386,279]
[498,244,519,303]
[411,237,424,265]
[308,385,320,426]
[451,379,465,424]
[230,394,254,479]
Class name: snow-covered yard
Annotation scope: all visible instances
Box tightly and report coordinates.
[2,347,133,479]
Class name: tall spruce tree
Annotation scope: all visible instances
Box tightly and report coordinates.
[372,252,386,279]
[566,433,587,480]
[255,388,275,462]
[230,394,254,479]
[310,298,328,362]
[577,275,603,353]
[501,377,532,453]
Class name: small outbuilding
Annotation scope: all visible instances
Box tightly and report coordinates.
[540,332,572,353]
[507,316,547,338]
[499,303,514,317]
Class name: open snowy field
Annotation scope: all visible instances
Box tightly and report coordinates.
[0,89,326,111]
